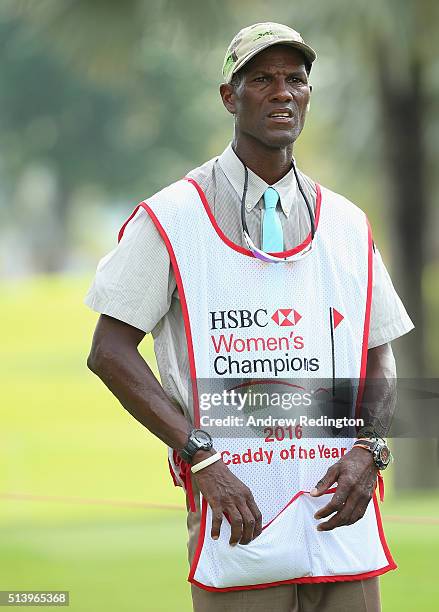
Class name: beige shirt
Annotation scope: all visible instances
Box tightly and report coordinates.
[85,143,414,415]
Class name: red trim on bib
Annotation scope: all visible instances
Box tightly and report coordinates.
[190,563,395,592]
[189,494,208,583]
[130,202,200,428]
[184,177,322,259]
[221,488,337,530]
[168,458,180,487]
[355,219,374,419]
[372,492,394,565]
[377,471,385,502]
[172,450,196,512]
[118,200,200,512]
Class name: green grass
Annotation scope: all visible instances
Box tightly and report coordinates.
[1,276,438,611]
[0,510,189,612]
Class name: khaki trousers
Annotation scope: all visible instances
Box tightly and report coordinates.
[190,578,381,612]
[186,481,381,612]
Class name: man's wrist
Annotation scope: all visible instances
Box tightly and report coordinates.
[178,428,214,463]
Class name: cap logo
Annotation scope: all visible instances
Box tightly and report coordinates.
[223,54,234,74]
[253,29,275,41]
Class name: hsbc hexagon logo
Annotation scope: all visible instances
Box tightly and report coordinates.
[271,308,302,327]
[209,308,303,330]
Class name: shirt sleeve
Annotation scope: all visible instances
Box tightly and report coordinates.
[368,246,414,348]
[84,206,176,334]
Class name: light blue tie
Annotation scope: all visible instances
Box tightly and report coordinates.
[262,187,283,252]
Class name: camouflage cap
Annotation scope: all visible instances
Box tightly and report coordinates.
[222,22,317,83]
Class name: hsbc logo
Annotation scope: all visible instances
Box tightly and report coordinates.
[209,308,302,330]
[271,308,302,326]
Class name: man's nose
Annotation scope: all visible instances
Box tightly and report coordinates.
[269,78,293,102]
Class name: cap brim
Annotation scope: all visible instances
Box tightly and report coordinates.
[226,39,316,83]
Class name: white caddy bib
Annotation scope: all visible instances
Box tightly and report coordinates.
[119,177,396,591]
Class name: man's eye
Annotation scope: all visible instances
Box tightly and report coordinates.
[254,76,269,82]
[288,77,304,84]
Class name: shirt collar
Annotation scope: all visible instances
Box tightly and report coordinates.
[217,142,299,217]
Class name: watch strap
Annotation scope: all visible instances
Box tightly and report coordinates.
[179,445,195,463]
[354,438,376,452]
[354,442,375,453]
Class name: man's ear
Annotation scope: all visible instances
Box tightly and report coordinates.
[306,85,313,113]
[219,83,237,115]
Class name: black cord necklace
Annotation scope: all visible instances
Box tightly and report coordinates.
[239,156,316,263]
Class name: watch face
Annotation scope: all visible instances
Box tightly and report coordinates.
[193,430,212,445]
[379,446,391,465]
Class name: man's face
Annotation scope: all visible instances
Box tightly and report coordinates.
[222,45,312,149]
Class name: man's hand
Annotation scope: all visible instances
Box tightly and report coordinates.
[192,453,262,546]
[310,447,378,531]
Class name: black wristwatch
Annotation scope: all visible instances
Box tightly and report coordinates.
[179,429,213,463]
[353,437,393,470]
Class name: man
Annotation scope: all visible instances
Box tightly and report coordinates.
[85,22,413,612]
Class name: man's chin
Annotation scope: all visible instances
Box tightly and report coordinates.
[262,131,297,149]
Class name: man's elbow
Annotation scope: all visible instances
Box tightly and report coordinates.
[87,344,101,374]
[86,315,144,377]
[87,350,98,373]
[87,340,114,376]
[367,343,396,378]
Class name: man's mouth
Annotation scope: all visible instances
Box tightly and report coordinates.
[267,109,294,123]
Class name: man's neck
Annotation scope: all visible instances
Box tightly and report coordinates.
[232,133,294,185]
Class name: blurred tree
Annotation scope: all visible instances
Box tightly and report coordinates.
[0,19,145,270]
[301,0,439,488]
[366,0,439,490]
[0,1,229,271]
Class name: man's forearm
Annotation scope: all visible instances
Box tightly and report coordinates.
[87,315,263,544]
[360,343,397,438]
[87,316,192,451]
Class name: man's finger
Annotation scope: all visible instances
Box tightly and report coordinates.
[316,497,356,531]
[348,498,372,525]
[210,506,223,540]
[314,485,351,520]
[310,464,339,497]
[246,496,263,539]
[237,504,256,545]
[228,510,244,546]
